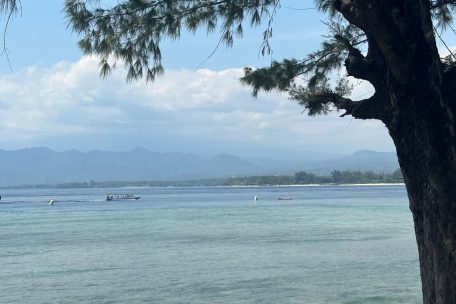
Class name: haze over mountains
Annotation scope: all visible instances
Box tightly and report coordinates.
[0,147,399,187]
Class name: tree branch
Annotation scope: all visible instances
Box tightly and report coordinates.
[333,0,368,32]
[334,33,362,57]
[343,38,387,91]
[334,33,372,81]
[430,0,456,10]
[312,91,387,120]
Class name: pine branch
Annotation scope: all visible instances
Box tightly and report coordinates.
[66,0,280,81]
[309,92,386,121]
[430,0,456,10]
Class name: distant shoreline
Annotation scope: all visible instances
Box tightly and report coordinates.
[0,169,404,190]
[334,182,405,186]
[224,183,405,187]
[1,182,406,190]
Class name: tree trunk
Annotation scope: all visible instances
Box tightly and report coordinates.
[388,95,456,303]
[395,144,456,304]
[334,1,456,301]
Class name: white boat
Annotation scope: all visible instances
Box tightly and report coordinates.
[106,194,141,201]
[278,197,293,201]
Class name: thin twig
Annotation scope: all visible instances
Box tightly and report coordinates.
[283,6,316,11]
[2,7,14,71]
[197,33,224,68]
[434,25,456,61]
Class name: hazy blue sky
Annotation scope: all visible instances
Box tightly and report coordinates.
[0,0,398,157]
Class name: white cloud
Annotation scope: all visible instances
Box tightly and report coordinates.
[0,56,394,154]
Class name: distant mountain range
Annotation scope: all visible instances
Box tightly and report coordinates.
[0,147,399,187]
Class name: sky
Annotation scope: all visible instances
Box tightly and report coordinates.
[0,0,399,157]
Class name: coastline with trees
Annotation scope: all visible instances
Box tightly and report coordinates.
[4,169,403,189]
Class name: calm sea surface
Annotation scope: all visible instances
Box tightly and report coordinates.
[0,185,422,303]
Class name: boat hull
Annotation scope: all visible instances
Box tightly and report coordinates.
[106,194,141,201]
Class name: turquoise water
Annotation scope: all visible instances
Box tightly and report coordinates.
[0,185,422,303]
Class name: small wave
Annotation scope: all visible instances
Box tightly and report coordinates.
[47,199,106,203]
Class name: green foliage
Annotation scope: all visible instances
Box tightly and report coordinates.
[242,17,362,115]
[224,169,403,186]
[9,169,403,189]
[224,174,295,186]
[65,0,368,115]
[391,168,403,180]
[314,0,336,16]
[63,0,456,115]
[0,0,18,15]
[294,171,318,184]
[66,0,279,81]
[431,1,456,29]
[3,0,456,116]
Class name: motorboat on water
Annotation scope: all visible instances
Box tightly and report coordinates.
[278,197,293,201]
[106,194,141,201]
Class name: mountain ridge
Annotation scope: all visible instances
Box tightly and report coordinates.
[0,147,399,186]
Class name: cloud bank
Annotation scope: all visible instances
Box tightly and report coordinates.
[0,56,394,155]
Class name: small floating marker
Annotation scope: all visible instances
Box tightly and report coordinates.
[48,200,55,206]
[253,195,258,201]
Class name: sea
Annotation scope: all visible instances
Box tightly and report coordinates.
[0,185,422,304]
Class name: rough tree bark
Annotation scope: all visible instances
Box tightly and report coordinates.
[333,1,456,303]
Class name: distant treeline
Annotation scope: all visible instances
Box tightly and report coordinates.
[223,169,403,186]
[4,169,404,189]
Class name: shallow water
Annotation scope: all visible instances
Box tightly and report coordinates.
[0,185,422,303]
